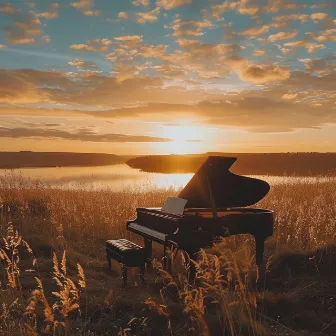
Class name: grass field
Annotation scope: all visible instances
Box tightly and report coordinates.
[0,173,335,335]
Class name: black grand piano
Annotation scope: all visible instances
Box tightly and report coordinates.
[127,156,274,278]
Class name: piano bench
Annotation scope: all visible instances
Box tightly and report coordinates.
[106,239,148,287]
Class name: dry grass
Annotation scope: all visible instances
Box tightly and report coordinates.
[0,172,335,335]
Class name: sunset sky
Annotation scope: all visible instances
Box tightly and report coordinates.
[0,0,335,154]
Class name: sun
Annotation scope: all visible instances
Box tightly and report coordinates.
[161,124,206,154]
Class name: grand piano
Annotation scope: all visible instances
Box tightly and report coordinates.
[127,156,274,279]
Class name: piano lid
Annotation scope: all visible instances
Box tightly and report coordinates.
[178,156,270,208]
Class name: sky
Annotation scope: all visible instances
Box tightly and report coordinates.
[0,0,335,155]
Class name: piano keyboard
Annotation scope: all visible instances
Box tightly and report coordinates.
[127,222,167,242]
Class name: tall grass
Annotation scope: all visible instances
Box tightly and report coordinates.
[0,172,335,335]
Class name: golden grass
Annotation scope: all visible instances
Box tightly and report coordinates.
[0,173,336,335]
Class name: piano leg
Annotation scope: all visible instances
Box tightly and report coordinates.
[144,239,152,270]
[140,264,146,286]
[167,248,172,273]
[255,236,266,266]
[163,246,173,273]
[163,246,167,269]
[255,236,267,289]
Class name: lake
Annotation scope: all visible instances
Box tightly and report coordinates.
[0,164,334,191]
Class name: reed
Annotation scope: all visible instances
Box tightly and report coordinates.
[0,172,335,335]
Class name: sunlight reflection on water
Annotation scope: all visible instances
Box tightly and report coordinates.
[0,164,335,191]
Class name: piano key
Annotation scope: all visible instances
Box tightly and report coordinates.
[127,222,167,242]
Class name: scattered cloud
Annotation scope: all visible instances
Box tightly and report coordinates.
[169,18,213,37]
[156,0,192,10]
[117,12,128,20]
[282,93,297,99]
[0,4,17,14]
[284,40,326,54]
[253,49,265,56]
[70,0,101,16]
[0,4,44,44]
[37,3,59,19]
[314,29,336,42]
[299,58,335,74]
[70,38,112,52]
[239,64,290,83]
[139,44,167,58]
[177,39,242,59]
[310,12,329,22]
[268,30,297,42]
[272,12,331,28]
[0,127,172,142]
[68,58,97,68]
[238,26,269,37]
[132,0,149,7]
[136,7,160,24]
[114,35,143,48]
[204,2,238,21]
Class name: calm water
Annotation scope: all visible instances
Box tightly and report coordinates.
[0,164,334,191]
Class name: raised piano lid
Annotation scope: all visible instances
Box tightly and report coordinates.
[178,156,270,208]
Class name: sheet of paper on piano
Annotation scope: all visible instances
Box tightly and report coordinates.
[161,197,188,216]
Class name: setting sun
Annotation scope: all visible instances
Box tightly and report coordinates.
[161,124,207,154]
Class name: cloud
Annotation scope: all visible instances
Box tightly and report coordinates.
[266,0,307,13]
[284,40,326,54]
[238,25,269,37]
[1,5,44,44]
[0,127,172,142]
[152,64,185,78]
[85,79,336,132]
[314,29,336,42]
[0,68,335,133]
[310,12,329,22]
[238,0,260,16]
[268,30,297,42]
[272,12,331,28]
[239,64,290,83]
[1,67,334,117]
[253,49,265,56]
[70,38,112,52]
[114,35,143,47]
[37,3,59,19]
[132,0,149,6]
[0,4,18,14]
[139,44,167,58]
[272,14,309,28]
[281,93,297,99]
[70,0,101,16]
[68,58,97,68]
[219,56,290,84]
[170,18,213,37]
[156,0,192,10]
[204,2,238,21]
[299,58,335,74]
[117,12,128,20]
[177,39,242,58]
[136,7,160,24]
[0,44,6,49]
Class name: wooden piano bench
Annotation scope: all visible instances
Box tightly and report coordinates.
[106,239,148,287]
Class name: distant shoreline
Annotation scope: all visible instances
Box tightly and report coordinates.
[0,151,134,169]
[126,152,336,176]
[1,152,336,176]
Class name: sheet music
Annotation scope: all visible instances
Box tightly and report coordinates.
[161,197,188,215]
